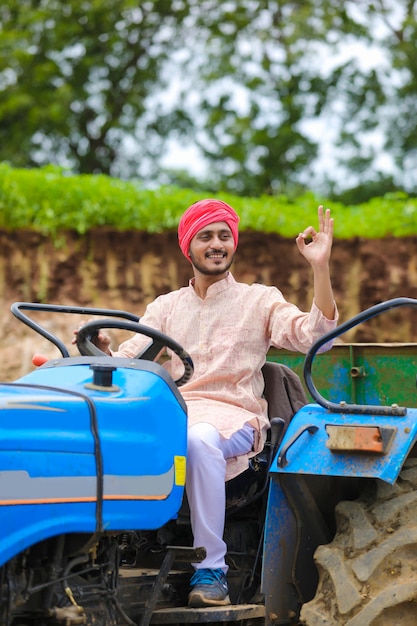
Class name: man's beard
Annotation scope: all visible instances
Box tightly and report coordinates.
[189,250,234,276]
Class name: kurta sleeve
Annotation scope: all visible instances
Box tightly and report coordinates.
[266,288,338,354]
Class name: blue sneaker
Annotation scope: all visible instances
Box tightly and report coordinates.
[188,568,231,607]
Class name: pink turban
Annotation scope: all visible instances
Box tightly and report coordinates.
[178,199,240,261]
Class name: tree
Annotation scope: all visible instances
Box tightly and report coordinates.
[156,0,328,195]
[0,0,190,176]
[308,0,417,197]
[162,0,417,196]
[0,0,416,197]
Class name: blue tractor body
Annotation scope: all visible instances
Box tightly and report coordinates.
[262,297,417,625]
[271,403,417,484]
[263,405,417,624]
[0,357,187,568]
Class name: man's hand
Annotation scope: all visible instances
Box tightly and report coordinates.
[72,323,112,355]
[295,205,335,320]
[295,205,333,268]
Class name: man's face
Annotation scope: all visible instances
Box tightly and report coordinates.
[189,221,235,276]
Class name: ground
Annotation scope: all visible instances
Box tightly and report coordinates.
[1,229,417,381]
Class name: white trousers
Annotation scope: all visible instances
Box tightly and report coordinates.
[186,422,255,573]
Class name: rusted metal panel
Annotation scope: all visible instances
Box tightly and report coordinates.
[325,425,396,453]
[267,343,417,408]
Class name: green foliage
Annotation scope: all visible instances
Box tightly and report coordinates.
[0,0,190,175]
[0,163,195,236]
[0,165,416,241]
[1,1,416,199]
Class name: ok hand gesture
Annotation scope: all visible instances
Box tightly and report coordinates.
[296,205,334,268]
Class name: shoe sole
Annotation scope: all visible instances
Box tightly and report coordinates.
[188,593,231,608]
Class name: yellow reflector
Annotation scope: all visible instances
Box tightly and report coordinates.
[174,455,186,486]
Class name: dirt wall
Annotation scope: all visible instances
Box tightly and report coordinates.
[1,229,417,381]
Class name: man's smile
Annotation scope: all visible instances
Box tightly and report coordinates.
[206,251,227,259]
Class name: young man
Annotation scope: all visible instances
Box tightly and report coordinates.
[87,199,338,608]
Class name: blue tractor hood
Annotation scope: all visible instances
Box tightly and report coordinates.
[0,357,188,567]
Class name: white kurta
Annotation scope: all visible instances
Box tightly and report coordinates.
[113,273,337,480]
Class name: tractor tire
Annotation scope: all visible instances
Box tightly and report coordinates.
[300,458,417,626]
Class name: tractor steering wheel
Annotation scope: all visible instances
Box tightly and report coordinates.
[76,318,194,387]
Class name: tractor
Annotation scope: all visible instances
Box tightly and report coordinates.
[1,298,417,626]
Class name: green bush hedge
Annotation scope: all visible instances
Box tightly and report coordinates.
[0,163,416,240]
